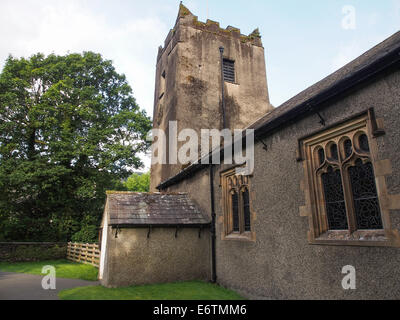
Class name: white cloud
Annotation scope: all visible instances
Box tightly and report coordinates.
[0,0,167,171]
[0,0,168,118]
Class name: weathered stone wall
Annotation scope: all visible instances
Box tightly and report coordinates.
[167,69,400,299]
[150,6,273,190]
[101,227,210,288]
[0,242,67,262]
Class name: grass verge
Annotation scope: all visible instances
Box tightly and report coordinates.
[0,259,98,281]
[59,281,244,300]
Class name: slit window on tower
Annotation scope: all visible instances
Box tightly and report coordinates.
[159,70,166,100]
[222,59,235,83]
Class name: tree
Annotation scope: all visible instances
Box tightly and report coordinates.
[124,172,150,192]
[0,52,152,241]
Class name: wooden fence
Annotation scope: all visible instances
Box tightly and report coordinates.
[67,242,100,267]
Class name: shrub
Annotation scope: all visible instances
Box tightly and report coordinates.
[4,244,66,262]
[71,225,99,243]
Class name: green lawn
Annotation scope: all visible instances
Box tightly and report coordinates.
[59,281,245,300]
[0,259,98,281]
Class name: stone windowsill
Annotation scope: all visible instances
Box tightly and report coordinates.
[314,229,389,244]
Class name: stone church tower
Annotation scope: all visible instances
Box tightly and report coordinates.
[150,4,273,191]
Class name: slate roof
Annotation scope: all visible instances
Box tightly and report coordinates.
[105,192,210,227]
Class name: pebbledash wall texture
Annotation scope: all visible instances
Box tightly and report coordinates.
[153,5,400,300]
[150,4,273,190]
[101,227,210,287]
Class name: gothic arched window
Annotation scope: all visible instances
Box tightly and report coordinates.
[300,114,389,246]
[314,133,383,232]
[221,170,253,240]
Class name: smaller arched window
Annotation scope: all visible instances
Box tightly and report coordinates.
[221,168,253,240]
[329,143,339,161]
[318,148,325,166]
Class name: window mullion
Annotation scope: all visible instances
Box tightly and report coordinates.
[340,164,357,233]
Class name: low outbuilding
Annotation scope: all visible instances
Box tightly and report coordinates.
[99,192,211,287]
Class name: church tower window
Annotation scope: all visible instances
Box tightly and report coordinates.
[222,59,235,83]
[159,70,166,100]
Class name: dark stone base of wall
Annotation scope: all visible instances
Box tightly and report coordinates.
[0,242,67,262]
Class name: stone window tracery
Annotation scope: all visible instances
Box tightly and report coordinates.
[299,114,398,246]
[220,168,255,241]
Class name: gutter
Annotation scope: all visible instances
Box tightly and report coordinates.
[110,223,211,240]
[109,223,210,228]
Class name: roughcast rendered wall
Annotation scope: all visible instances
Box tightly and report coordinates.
[101,227,210,287]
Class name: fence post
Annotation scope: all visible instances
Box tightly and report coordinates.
[66,242,100,267]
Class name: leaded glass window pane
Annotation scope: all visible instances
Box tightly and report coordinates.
[359,134,370,152]
[318,148,325,165]
[321,166,348,230]
[243,188,251,231]
[348,160,383,230]
[344,139,353,158]
[330,144,338,161]
[232,191,239,232]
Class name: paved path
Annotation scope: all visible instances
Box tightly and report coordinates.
[0,271,99,300]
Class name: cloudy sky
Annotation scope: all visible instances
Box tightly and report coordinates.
[1,0,399,170]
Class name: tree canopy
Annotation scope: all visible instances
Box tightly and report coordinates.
[124,172,150,192]
[0,52,152,241]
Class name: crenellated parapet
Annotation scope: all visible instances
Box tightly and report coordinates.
[157,3,262,62]
[188,16,262,46]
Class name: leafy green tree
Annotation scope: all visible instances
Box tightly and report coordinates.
[124,172,150,192]
[71,215,100,243]
[0,52,152,241]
